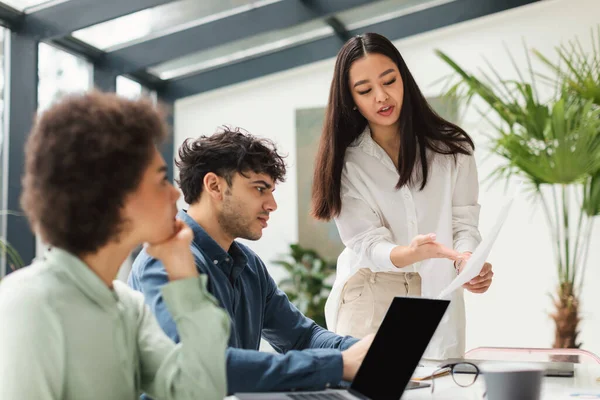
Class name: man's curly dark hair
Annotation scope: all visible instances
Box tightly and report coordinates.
[176,126,287,204]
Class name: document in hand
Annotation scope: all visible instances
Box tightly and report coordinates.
[437,186,520,300]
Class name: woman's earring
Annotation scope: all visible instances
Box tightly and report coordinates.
[352,106,357,110]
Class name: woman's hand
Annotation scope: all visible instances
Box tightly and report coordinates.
[456,252,494,293]
[145,219,199,281]
[410,233,462,262]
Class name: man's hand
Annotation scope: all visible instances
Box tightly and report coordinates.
[145,219,199,281]
[456,252,494,294]
[341,334,375,381]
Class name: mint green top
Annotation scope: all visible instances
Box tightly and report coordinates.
[0,248,230,400]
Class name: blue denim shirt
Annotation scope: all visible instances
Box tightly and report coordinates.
[129,210,357,394]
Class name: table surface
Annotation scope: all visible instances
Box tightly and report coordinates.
[402,364,600,399]
[227,364,600,399]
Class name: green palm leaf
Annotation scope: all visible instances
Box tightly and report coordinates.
[534,26,600,106]
[436,43,600,292]
[584,170,600,216]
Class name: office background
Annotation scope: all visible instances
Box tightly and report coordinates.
[0,0,598,360]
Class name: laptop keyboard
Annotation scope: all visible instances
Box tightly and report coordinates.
[286,392,350,400]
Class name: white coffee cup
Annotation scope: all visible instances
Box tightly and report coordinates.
[480,362,544,400]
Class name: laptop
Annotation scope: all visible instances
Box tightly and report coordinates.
[235,297,450,400]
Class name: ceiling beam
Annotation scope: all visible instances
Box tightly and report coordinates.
[0,2,22,30]
[302,0,351,42]
[47,36,165,91]
[101,0,377,74]
[164,0,539,99]
[21,0,176,40]
[0,1,176,92]
[324,16,351,43]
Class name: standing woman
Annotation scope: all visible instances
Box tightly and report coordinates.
[311,33,493,359]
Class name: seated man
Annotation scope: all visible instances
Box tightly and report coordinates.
[129,127,373,395]
[0,92,229,400]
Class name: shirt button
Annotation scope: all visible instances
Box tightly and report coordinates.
[213,260,218,265]
[225,257,230,262]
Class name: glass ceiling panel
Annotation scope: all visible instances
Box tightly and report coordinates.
[148,0,453,80]
[336,0,455,30]
[148,19,332,80]
[72,0,282,51]
[0,0,53,12]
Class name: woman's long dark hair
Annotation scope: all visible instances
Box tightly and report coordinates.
[311,32,474,221]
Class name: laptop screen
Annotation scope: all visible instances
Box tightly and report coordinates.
[349,297,450,400]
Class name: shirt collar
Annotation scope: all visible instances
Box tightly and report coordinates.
[177,209,248,277]
[353,126,398,174]
[44,247,118,311]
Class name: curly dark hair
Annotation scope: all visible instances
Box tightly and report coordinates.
[176,126,287,204]
[21,91,169,256]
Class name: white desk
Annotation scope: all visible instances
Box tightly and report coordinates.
[227,365,600,399]
[402,364,600,399]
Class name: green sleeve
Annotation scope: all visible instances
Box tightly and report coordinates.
[138,275,230,400]
[0,280,65,399]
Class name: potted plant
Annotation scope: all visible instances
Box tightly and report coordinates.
[0,210,26,278]
[273,244,336,328]
[436,35,600,349]
[0,237,24,277]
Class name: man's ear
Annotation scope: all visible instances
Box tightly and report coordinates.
[203,172,225,200]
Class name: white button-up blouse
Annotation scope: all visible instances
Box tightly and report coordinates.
[325,128,481,359]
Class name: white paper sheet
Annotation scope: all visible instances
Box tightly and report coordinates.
[437,184,522,300]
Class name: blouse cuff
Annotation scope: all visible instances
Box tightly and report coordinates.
[372,241,397,270]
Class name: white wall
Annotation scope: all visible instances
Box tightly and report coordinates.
[175,0,600,356]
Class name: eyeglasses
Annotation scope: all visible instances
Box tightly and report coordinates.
[429,362,482,395]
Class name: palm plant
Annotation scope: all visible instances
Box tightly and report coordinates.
[0,239,24,274]
[273,244,336,327]
[436,36,600,349]
[0,210,25,277]
[534,26,600,106]
[532,28,600,348]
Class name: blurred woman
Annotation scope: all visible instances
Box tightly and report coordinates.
[0,91,229,399]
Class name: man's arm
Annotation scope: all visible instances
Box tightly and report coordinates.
[227,347,343,393]
[259,257,358,352]
[134,221,230,400]
[134,256,354,394]
[0,282,64,399]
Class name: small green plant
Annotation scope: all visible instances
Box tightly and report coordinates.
[0,238,24,280]
[1,239,24,271]
[273,244,336,327]
[0,211,26,278]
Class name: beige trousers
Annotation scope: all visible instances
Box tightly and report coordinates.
[336,268,422,338]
